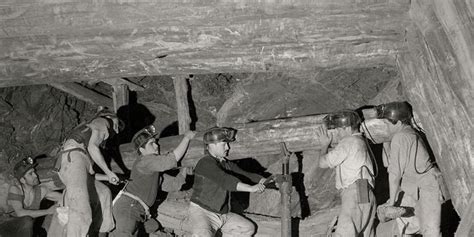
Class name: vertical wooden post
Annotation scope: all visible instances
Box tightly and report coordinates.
[455,196,474,237]
[279,142,292,237]
[112,84,129,113]
[172,76,191,134]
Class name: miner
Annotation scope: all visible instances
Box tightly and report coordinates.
[48,109,122,237]
[0,157,62,237]
[188,127,267,237]
[318,110,376,237]
[110,125,195,236]
[376,101,442,236]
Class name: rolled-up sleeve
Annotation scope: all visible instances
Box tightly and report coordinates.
[137,152,177,174]
[387,133,410,177]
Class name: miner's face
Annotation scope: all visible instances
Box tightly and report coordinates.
[139,138,159,155]
[21,168,39,186]
[208,141,230,158]
[336,126,352,137]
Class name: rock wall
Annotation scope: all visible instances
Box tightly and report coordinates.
[0,86,95,168]
[397,0,473,222]
[216,68,398,126]
[0,85,95,212]
[126,75,240,137]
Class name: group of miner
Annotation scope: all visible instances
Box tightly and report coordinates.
[0,101,447,237]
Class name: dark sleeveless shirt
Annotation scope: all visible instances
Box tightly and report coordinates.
[68,124,93,146]
[6,185,43,213]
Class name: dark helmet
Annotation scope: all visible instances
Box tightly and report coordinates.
[203,127,236,144]
[13,157,37,180]
[376,101,412,124]
[324,110,361,129]
[132,125,158,150]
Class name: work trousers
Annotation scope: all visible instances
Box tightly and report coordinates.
[109,195,146,237]
[396,176,441,237]
[48,140,114,237]
[188,202,255,237]
[334,182,376,237]
[0,216,34,237]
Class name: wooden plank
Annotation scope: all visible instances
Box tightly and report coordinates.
[455,196,474,237]
[396,0,473,213]
[116,113,347,170]
[432,0,474,91]
[112,84,129,112]
[49,82,113,108]
[172,76,191,134]
[0,1,409,86]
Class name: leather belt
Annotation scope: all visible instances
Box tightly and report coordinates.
[113,190,151,220]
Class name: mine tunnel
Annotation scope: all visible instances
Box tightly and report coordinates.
[0,0,472,236]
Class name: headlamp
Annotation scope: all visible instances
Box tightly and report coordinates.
[203,127,236,144]
[143,125,156,135]
[23,156,34,165]
[323,111,361,130]
[376,101,412,124]
[13,156,37,179]
[132,125,158,150]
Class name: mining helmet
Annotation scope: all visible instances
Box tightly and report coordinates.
[376,101,412,124]
[324,110,361,129]
[13,156,37,180]
[203,127,236,144]
[132,125,158,150]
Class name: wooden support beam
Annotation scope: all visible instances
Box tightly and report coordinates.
[112,84,129,112]
[117,113,346,170]
[172,76,191,134]
[279,142,292,237]
[0,1,409,86]
[397,0,473,213]
[103,78,144,92]
[455,195,474,236]
[49,83,113,108]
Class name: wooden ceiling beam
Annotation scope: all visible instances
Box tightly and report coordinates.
[0,1,409,86]
[49,83,113,108]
